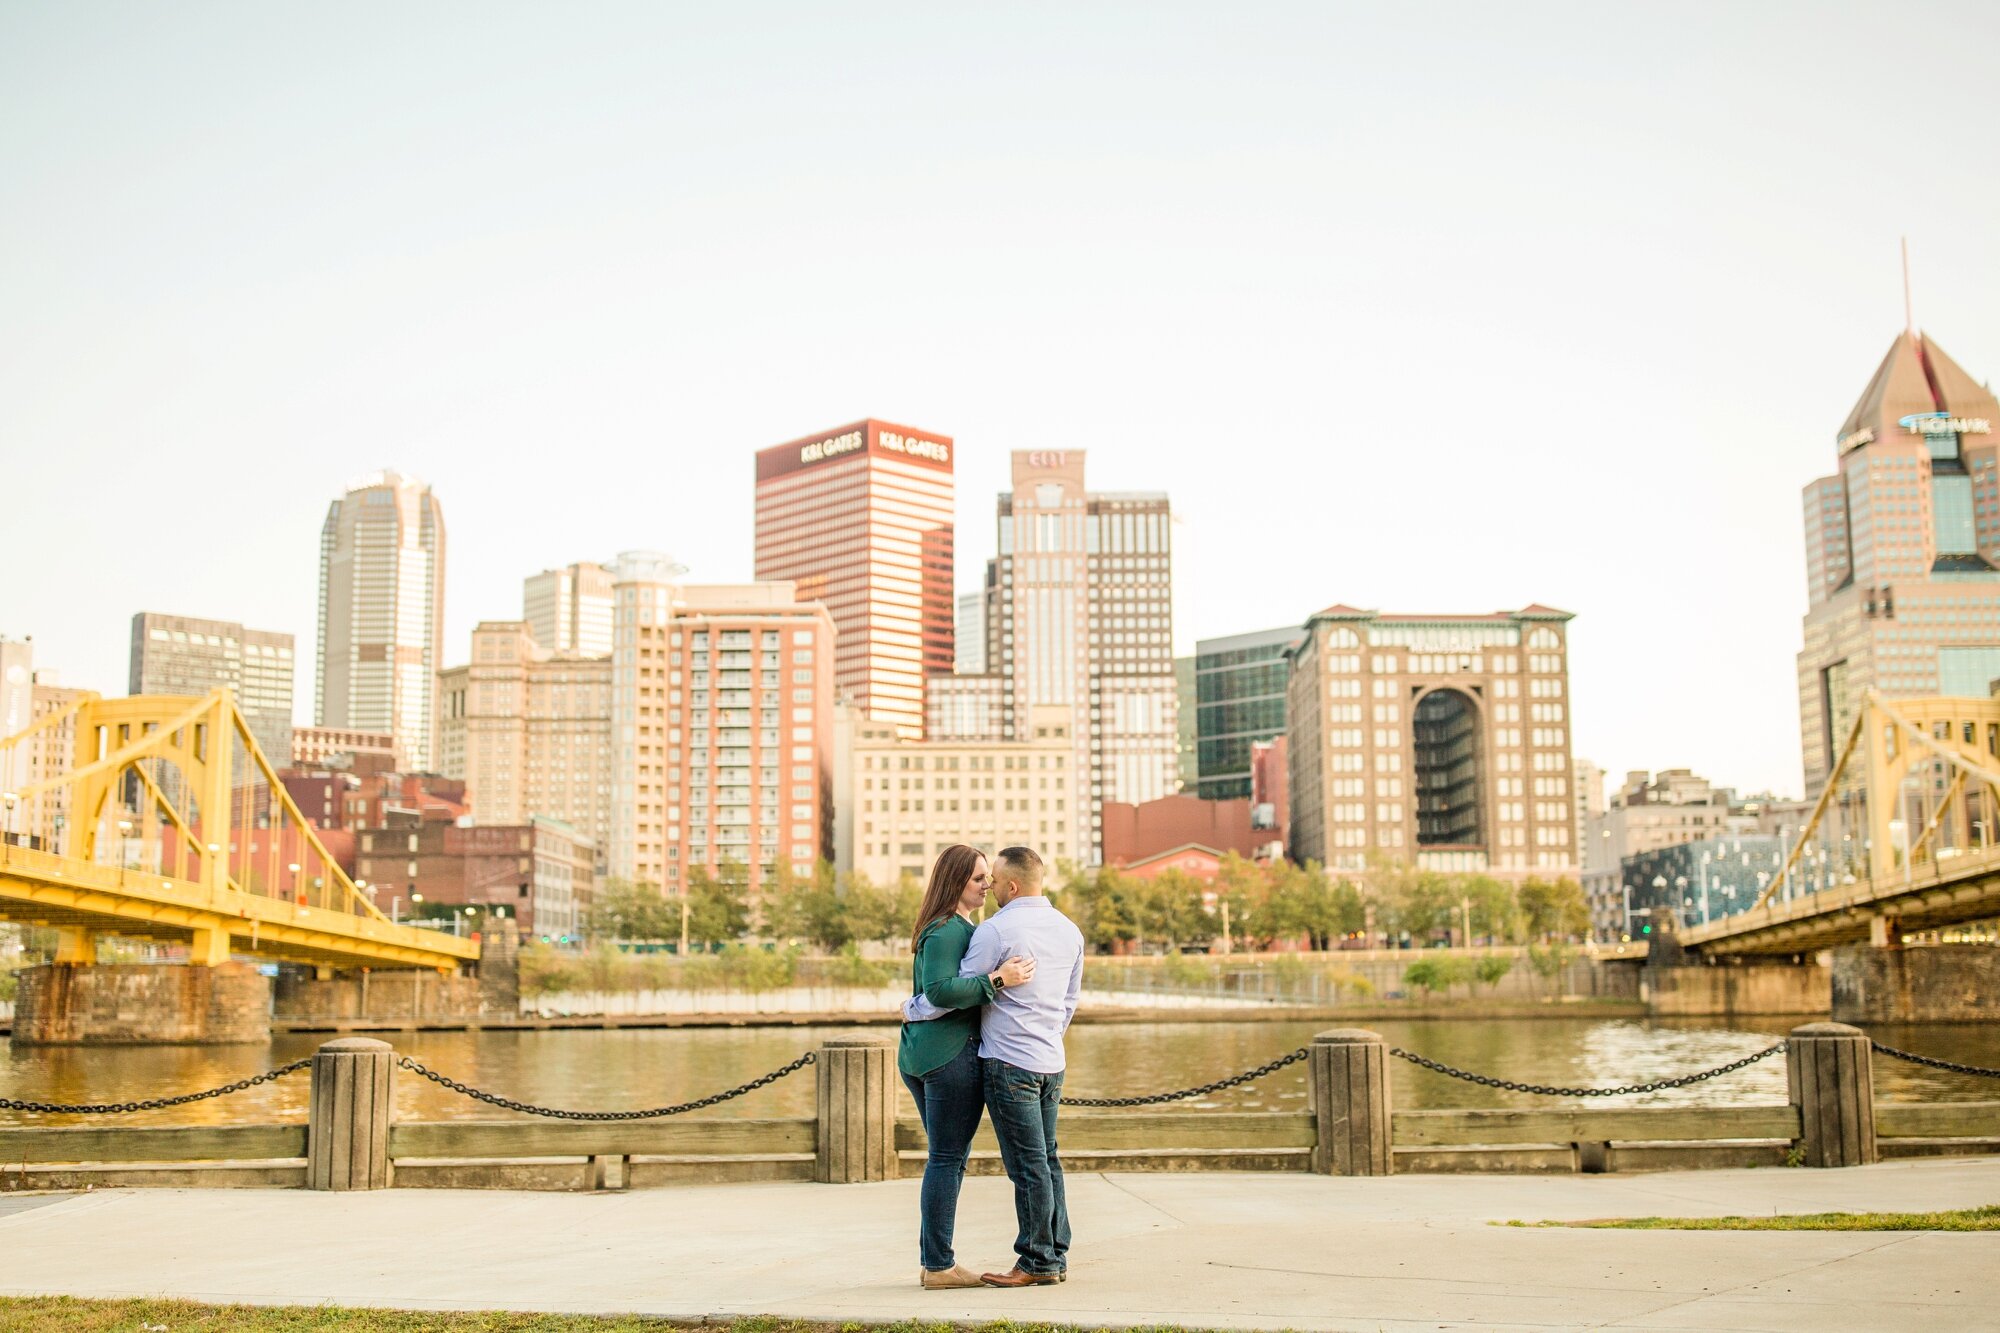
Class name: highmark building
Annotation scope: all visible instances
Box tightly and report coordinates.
[1286,606,1579,877]
[1798,331,2000,790]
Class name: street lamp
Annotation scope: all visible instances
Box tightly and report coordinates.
[2,791,18,845]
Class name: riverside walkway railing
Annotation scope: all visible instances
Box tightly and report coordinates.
[2,1025,1995,1191]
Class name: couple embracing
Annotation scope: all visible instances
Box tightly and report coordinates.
[896,844,1085,1290]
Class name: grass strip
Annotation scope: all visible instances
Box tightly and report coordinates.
[1505,1205,2000,1232]
[0,1302,1229,1333]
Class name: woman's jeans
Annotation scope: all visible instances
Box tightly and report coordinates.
[900,1036,985,1271]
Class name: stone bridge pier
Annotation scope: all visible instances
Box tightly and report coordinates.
[1832,943,2000,1023]
[12,958,272,1045]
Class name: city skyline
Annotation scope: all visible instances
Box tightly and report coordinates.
[7,4,2000,799]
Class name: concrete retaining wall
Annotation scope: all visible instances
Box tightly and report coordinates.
[1832,945,2000,1023]
[274,971,484,1023]
[1642,963,1831,1016]
[12,962,271,1045]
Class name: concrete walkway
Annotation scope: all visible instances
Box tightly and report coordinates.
[1,1159,1996,1331]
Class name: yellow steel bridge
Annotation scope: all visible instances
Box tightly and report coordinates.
[1684,691,2000,956]
[0,689,477,972]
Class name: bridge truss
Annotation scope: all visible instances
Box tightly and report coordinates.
[0,689,477,972]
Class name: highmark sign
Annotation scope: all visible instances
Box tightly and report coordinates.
[1900,412,1993,436]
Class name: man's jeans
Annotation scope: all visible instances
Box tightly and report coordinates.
[900,1036,985,1271]
[982,1058,1069,1275]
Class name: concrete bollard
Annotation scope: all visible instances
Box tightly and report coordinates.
[307,1037,396,1190]
[1309,1028,1392,1175]
[815,1033,898,1183]
[1787,1022,1877,1168]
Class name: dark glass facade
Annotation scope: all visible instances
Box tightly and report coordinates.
[1194,626,1302,800]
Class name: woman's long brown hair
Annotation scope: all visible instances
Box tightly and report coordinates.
[909,844,986,953]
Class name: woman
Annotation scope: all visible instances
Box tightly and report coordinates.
[899,844,1035,1290]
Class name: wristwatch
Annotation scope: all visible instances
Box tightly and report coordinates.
[991,973,1007,990]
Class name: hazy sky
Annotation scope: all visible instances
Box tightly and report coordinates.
[5,2,1999,799]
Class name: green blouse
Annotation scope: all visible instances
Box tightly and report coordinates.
[897,914,997,1078]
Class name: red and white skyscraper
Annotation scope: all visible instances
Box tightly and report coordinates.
[754,420,954,739]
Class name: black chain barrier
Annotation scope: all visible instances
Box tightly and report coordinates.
[0,1057,313,1115]
[395,1051,816,1120]
[1064,1047,1310,1107]
[1387,1043,1784,1098]
[1870,1041,2000,1080]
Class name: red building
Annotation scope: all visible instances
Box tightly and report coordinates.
[279,768,467,832]
[1102,794,1274,871]
[754,419,954,739]
[352,813,593,941]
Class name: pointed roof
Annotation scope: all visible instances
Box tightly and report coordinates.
[1920,337,2000,420]
[1838,332,1999,441]
[1839,332,1938,440]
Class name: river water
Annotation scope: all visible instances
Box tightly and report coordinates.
[4,1018,1997,1128]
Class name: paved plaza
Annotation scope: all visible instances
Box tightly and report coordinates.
[1,1158,1996,1330]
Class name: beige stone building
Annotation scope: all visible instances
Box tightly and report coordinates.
[438,621,614,866]
[1287,605,1578,878]
[841,703,1079,885]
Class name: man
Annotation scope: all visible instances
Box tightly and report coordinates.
[903,845,1084,1287]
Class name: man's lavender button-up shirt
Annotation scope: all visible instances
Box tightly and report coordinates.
[903,896,1085,1075]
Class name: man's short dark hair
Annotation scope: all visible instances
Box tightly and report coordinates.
[995,845,1044,889]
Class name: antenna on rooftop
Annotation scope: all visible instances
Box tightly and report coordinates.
[1901,237,1914,335]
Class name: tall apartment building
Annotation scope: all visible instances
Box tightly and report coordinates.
[438,621,613,863]
[943,450,1178,866]
[1194,625,1306,800]
[1286,605,1578,877]
[129,613,295,768]
[524,562,615,657]
[316,472,446,772]
[1799,330,2000,790]
[841,704,1079,885]
[607,554,835,896]
[754,420,954,739]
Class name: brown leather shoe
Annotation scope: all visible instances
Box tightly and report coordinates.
[981,1266,1062,1287]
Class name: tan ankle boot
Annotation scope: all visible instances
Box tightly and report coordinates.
[921,1264,985,1289]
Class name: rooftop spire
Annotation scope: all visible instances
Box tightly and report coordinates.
[1902,236,1914,335]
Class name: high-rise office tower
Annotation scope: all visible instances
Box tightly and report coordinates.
[948,450,1178,866]
[1286,605,1578,877]
[1798,331,2000,790]
[607,553,835,896]
[955,591,985,675]
[1194,625,1305,800]
[129,612,295,767]
[316,472,446,772]
[524,562,614,657]
[754,420,954,740]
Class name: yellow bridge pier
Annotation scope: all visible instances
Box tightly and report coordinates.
[0,689,477,1044]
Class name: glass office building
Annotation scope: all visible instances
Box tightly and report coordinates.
[1194,626,1302,799]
